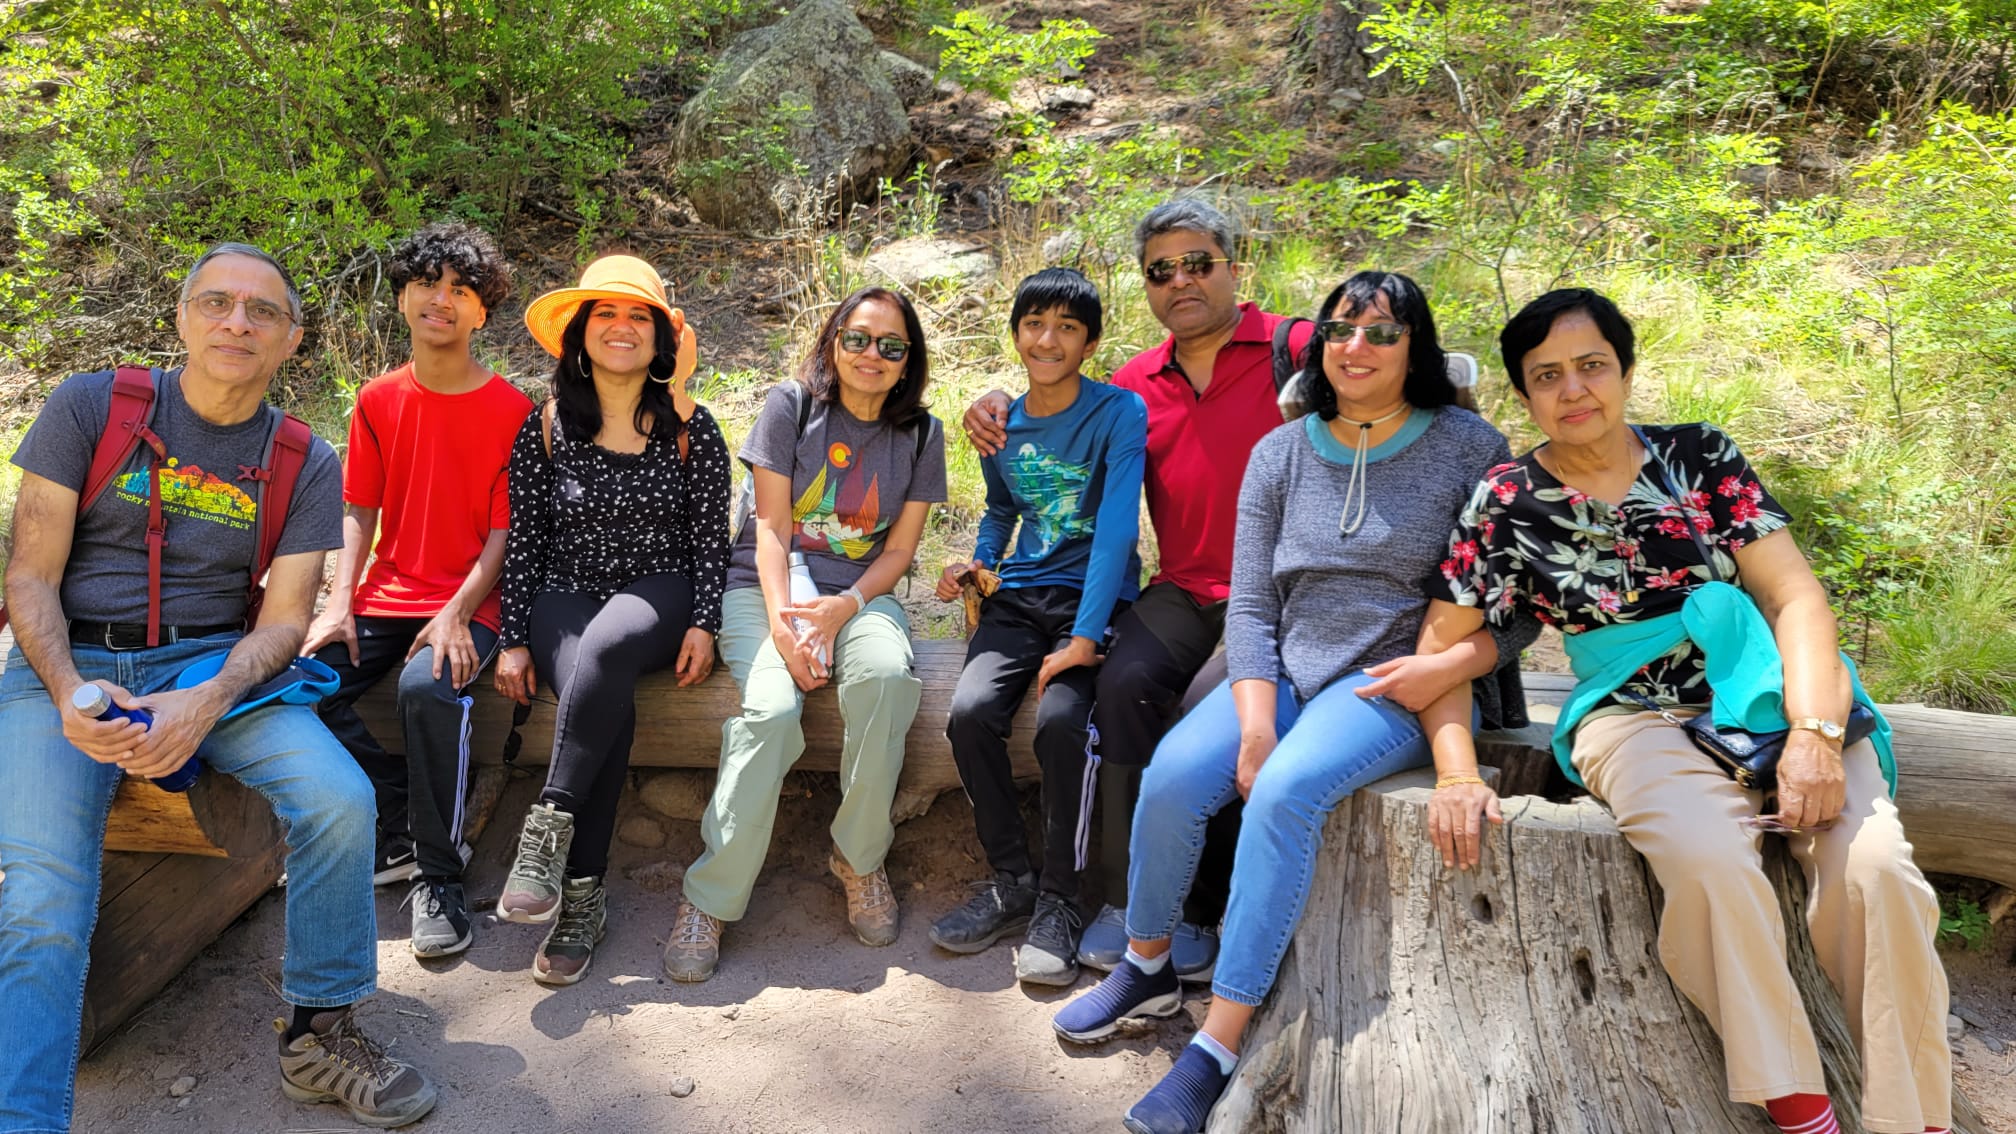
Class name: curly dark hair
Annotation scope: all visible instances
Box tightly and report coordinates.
[387,221,512,311]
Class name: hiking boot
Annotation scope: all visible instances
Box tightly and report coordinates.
[829,849,899,947]
[497,803,573,924]
[407,879,473,958]
[1172,921,1220,985]
[1076,903,1128,971]
[1124,1042,1234,1134]
[533,876,607,987]
[1052,954,1183,1044]
[371,834,417,887]
[928,870,1037,954]
[663,900,723,983]
[275,1008,438,1129]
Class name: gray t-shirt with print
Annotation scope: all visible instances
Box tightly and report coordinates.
[10,367,344,627]
[725,380,948,595]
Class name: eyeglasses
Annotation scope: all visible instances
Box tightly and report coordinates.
[185,291,295,330]
[838,328,911,362]
[1318,320,1408,347]
[1142,253,1234,286]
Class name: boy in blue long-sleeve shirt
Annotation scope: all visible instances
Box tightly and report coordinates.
[928,268,1148,985]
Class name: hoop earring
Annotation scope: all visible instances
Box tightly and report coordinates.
[578,352,592,376]
[648,355,674,384]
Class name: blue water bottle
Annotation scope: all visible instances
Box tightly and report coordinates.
[70,684,202,792]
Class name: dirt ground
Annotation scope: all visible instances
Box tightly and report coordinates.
[70,776,1186,1134]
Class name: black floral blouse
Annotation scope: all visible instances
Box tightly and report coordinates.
[499,404,732,648]
[1429,423,1791,711]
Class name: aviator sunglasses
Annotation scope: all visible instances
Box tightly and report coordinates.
[1318,320,1408,347]
[1142,251,1235,286]
[838,327,911,362]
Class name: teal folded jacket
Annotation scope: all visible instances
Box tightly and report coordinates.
[1553,580,1895,795]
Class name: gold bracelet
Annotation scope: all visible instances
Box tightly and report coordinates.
[1435,774,1487,790]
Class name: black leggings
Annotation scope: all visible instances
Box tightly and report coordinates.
[530,573,692,878]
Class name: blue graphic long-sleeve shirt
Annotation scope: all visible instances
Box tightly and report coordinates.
[972,377,1148,642]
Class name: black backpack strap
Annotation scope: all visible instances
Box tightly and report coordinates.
[914,416,931,463]
[792,379,812,438]
[1272,317,1312,393]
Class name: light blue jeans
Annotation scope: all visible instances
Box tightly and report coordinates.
[0,636,378,1134]
[1126,671,1435,1007]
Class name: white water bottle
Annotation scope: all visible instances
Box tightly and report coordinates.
[787,551,830,669]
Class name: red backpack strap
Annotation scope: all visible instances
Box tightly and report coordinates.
[0,365,159,638]
[81,366,161,511]
[239,411,314,629]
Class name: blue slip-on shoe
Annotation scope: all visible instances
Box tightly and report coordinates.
[1172,921,1219,985]
[1051,955,1182,1044]
[1123,1043,1233,1134]
[1075,903,1128,971]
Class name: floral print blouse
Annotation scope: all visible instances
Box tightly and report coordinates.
[1428,423,1791,711]
[499,404,732,648]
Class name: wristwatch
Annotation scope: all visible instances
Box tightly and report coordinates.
[1788,717,1845,741]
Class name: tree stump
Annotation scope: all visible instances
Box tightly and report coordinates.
[1207,770,1985,1134]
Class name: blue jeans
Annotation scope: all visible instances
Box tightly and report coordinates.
[0,636,378,1134]
[1125,672,1434,1007]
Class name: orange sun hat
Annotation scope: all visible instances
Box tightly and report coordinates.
[523,255,689,359]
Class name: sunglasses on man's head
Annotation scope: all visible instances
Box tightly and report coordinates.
[1318,320,1408,347]
[838,328,911,362]
[1142,252,1234,286]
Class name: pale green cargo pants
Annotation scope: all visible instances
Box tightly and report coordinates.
[682,585,921,921]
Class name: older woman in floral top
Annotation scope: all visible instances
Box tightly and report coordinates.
[1412,289,1951,1134]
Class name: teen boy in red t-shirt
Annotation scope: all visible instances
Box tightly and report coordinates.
[308,222,534,958]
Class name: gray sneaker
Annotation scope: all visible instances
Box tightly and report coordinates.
[407,879,473,958]
[1076,903,1128,971]
[497,803,573,924]
[275,1008,437,1128]
[1015,894,1084,986]
[663,900,723,983]
[1172,921,1219,985]
[533,876,607,987]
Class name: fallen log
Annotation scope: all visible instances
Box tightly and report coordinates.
[102,773,283,858]
[1206,769,1986,1134]
[354,642,1567,823]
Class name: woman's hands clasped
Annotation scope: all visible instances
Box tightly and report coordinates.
[1429,777,1504,871]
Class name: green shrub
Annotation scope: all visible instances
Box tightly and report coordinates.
[1868,555,2016,712]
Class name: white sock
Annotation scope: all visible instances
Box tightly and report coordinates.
[1191,1032,1238,1075]
[1125,946,1169,975]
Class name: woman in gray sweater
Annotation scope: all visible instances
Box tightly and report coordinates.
[1052,271,1528,1134]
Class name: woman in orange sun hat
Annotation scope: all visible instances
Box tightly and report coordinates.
[490,255,731,986]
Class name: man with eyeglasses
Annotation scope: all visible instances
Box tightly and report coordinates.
[0,243,439,1130]
[962,198,1315,982]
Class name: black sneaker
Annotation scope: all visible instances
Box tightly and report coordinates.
[372,835,418,887]
[1015,893,1084,986]
[929,870,1037,954]
[408,879,473,958]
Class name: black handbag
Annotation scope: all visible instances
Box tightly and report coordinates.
[1627,429,1876,793]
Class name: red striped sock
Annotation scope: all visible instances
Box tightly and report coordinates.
[1765,1094,1839,1134]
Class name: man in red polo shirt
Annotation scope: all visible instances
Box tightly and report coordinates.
[963,198,1314,980]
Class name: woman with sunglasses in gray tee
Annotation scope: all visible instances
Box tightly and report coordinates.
[666,286,947,984]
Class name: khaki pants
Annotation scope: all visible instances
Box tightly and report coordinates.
[1573,710,1951,1132]
[682,586,921,922]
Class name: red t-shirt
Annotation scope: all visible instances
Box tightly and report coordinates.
[1112,303,1312,605]
[345,364,534,631]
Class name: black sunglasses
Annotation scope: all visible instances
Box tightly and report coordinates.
[1318,320,1408,347]
[1142,252,1234,286]
[837,328,911,362]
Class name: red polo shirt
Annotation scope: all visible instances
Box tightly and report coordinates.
[1112,302,1312,605]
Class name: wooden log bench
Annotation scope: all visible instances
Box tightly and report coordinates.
[1206,769,1991,1133]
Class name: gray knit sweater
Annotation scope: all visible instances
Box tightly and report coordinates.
[1227,407,1527,716]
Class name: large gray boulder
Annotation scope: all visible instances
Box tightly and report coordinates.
[676,0,915,231]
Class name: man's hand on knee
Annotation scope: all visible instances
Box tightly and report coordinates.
[123,686,229,779]
[61,680,150,764]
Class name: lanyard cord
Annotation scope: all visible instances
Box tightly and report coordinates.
[1338,404,1410,536]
